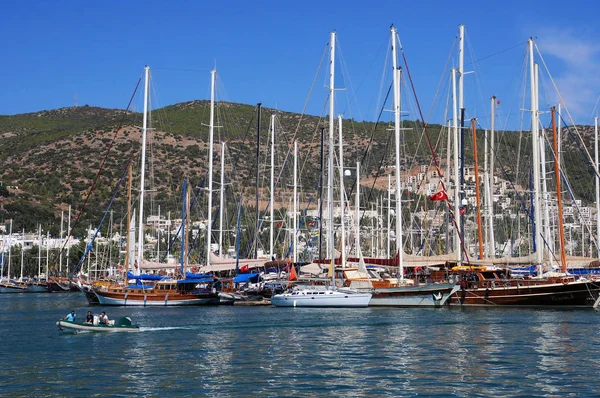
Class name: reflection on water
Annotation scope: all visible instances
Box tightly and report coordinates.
[1,294,600,396]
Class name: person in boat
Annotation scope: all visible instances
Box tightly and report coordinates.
[64,311,76,322]
[85,311,94,324]
[98,311,109,325]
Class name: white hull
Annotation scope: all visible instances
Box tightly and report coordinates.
[271,288,372,308]
[56,320,139,332]
[370,284,460,308]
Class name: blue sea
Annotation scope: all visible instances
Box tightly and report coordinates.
[2,293,600,397]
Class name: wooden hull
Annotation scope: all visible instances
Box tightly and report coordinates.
[56,320,139,332]
[93,290,220,306]
[448,280,600,307]
[27,283,49,293]
[370,284,460,307]
[0,282,28,293]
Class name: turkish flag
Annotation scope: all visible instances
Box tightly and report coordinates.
[429,190,448,201]
[240,264,249,273]
[459,206,467,215]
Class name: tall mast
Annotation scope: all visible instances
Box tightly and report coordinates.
[37,225,42,278]
[7,219,12,278]
[391,26,404,280]
[20,229,24,280]
[387,174,391,257]
[318,127,325,260]
[66,205,71,273]
[185,180,191,274]
[206,69,216,267]
[270,114,275,259]
[59,211,63,273]
[472,119,484,258]
[255,103,262,259]
[219,142,225,257]
[552,108,567,272]
[45,231,49,280]
[529,39,543,265]
[452,69,461,261]
[124,164,132,274]
[458,25,466,263]
[536,63,552,266]
[137,65,150,273]
[327,31,336,262]
[337,115,346,267]
[355,161,361,256]
[293,140,298,263]
[181,180,187,276]
[487,97,496,257]
[596,116,600,258]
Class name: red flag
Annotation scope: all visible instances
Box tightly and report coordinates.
[288,264,298,281]
[497,100,501,105]
[429,190,448,201]
[459,206,467,215]
[240,264,249,273]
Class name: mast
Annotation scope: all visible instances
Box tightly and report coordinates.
[136,65,150,273]
[355,161,361,256]
[458,25,466,263]
[270,114,275,259]
[391,26,404,280]
[185,180,191,274]
[318,127,325,260]
[452,69,461,262]
[20,229,24,281]
[327,31,336,262]
[472,119,484,259]
[219,142,226,257]
[536,63,552,266]
[66,205,71,273]
[37,225,41,278]
[124,163,132,273]
[181,179,187,276]
[293,140,298,263]
[529,39,543,265]
[337,115,346,267]
[59,211,63,273]
[387,174,391,258]
[255,103,262,259]
[45,231,49,280]
[487,96,496,257]
[7,219,12,279]
[552,108,567,272]
[207,69,216,267]
[596,116,600,258]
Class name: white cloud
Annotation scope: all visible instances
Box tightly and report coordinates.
[536,28,600,121]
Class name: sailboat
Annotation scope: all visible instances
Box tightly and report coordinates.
[271,31,371,308]
[0,220,28,293]
[91,66,219,306]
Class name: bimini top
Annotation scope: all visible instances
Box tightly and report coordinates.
[233,273,260,283]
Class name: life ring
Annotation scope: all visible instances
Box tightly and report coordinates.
[591,275,599,282]
[117,265,124,272]
[562,277,569,285]
[191,265,199,273]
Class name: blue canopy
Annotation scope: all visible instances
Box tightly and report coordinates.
[186,272,213,279]
[127,271,164,281]
[126,284,155,289]
[234,273,260,283]
[178,277,214,284]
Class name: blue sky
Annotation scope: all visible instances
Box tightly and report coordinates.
[2,0,600,127]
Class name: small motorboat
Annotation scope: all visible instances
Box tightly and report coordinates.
[56,316,140,333]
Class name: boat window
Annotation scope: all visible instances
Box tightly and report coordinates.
[319,292,324,294]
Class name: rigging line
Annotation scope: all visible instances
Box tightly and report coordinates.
[464,41,528,68]
[152,67,213,72]
[535,42,600,179]
[58,76,142,261]
[400,46,471,264]
[70,155,134,277]
[245,44,329,258]
[424,36,456,124]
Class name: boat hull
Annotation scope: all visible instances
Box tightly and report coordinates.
[93,291,220,306]
[56,320,139,332]
[0,283,28,293]
[27,283,49,293]
[271,290,372,307]
[448,280,600,307]
[370,284,460,307]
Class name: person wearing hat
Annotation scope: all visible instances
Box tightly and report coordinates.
[63,311,76,322]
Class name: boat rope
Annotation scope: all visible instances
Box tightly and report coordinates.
[57,76,142,269]
[399,45,470,264]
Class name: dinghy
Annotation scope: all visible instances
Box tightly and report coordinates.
[56,316,140,333]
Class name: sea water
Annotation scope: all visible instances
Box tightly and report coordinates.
[1,293,599,396]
